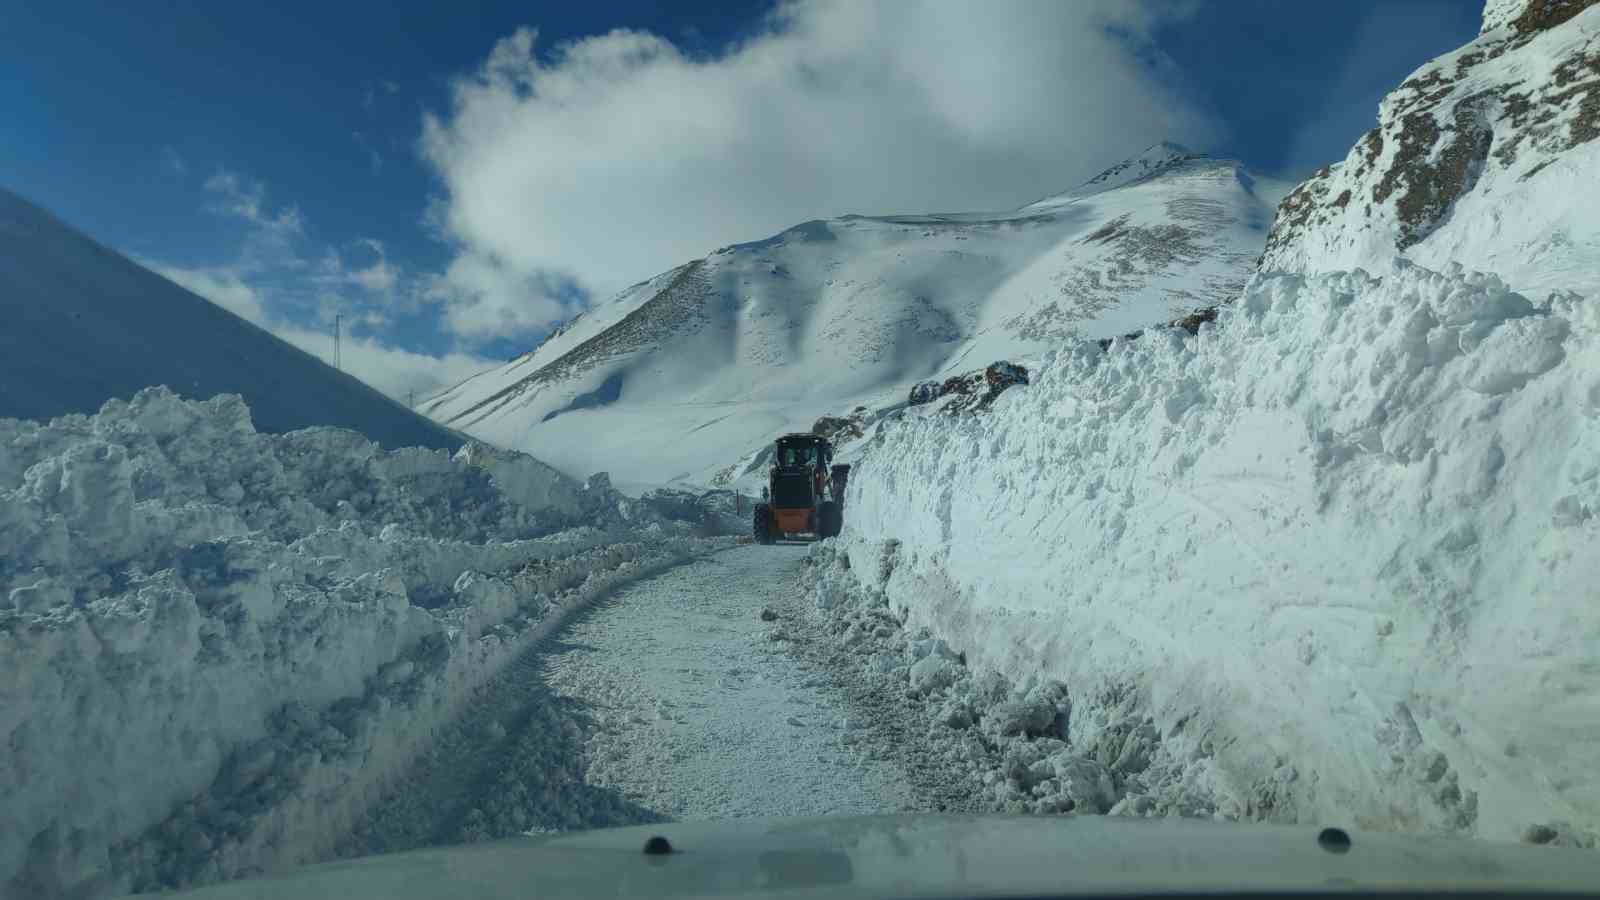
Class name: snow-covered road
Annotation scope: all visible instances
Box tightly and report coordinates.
[542,544,916,819]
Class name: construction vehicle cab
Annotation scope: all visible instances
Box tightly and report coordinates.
[753,433,850,544]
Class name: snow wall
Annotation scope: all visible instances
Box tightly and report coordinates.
[0,388,725,898]
[834,262,1600,845]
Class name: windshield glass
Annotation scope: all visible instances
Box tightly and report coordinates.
[5,2,1598,899]
[781,445,818,467]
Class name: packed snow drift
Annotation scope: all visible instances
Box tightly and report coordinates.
[0,388,727,897]
[797,543,1220,820]
[832,260,1600,845]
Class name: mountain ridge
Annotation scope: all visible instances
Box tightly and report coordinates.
[423,146,1288,491]
[1023,141,1207,208]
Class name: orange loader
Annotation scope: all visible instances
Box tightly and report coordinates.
[752,433,850,543]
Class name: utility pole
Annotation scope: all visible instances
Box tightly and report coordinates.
[334,314,342,372]
[409,389,415,409]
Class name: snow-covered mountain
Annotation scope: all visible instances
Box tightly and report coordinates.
[1261,0,1600,298]
[425,146,1290,491]
[0,189,464,450]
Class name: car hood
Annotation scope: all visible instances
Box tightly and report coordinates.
[161,814,1600,899]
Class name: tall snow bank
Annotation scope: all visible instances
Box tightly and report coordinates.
[838,262,1600,845]
[0,388,720,897]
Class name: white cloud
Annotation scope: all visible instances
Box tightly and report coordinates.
[149,170,500,403]
[420,0,1221,325]
[351,258,398,292]
[424,251,575,340]
[272,323,498,403]
[319,239,401,295]
[151,257,498,402]
[203,170,305,243]
[148,263,270,324]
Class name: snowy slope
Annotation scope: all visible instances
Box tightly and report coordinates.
[0,387,727,897]
[423,147,1288,491]
[0,189,465,450]
[1260,0,1600,298]
[833,261,1600,846]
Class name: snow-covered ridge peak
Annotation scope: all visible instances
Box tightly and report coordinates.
[1261,1,1600,294]
[1084,140,1203,185]
[1025,141,1209,208]
[1482,0,1599,34]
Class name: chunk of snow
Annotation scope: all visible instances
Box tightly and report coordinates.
[908,656,959,696]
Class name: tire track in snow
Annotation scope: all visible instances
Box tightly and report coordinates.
[541,545,917,819]
[338,650,664,859]
[333,549,730,859]
[769,573,996,815]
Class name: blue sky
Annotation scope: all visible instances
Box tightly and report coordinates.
[2,0,1481,399]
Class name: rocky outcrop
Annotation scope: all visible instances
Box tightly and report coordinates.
[812,409,869,443]
[1095,306,1219,352]
[905,362,1031,415]
[1485,0,1600,34]
[1261,0,1600,276]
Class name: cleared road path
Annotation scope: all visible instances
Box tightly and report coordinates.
[541,544,915,819]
